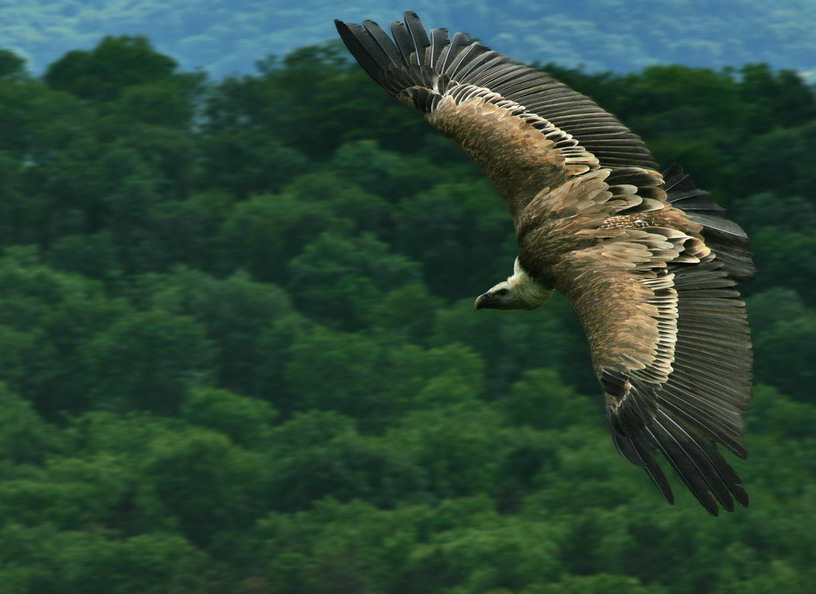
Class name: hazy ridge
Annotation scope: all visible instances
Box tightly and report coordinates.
[5,0,816,77]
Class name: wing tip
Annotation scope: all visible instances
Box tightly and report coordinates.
[612,406,749,516]
[334,18,351,39]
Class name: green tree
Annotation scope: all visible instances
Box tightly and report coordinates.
[0,524,211,594]
[288,232,421,329]
[0,248,129,416]
[498,368,598,430]
[739,63,816,129]
[754,313,816,402]
[383,343,485,411]
[432,294,595,395]
[385,409,509,498]
[264,411,426,512]
[524,574,666,594]
[44,36,179,101]
[0,384,60,463]
[181,387,277,448]
[282,172,390,234]
[112,81,195,128]
[370,283,444,344]
[736,121,816,199]
[746,288,808,337]
[217,192,352,282]
[0,50,26,81]
[142,428,269,545]
[393,181,514,300]
[403,516,564,592]
[199,130,310,198]
[284,327,387,421]
[132,267,305,399]
[82,310,215,414]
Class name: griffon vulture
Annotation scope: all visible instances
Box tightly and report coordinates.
[335,12,754,515]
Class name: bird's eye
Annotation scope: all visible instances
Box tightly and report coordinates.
[496,289,509,296]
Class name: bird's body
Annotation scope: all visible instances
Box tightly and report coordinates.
[336,12,754,515]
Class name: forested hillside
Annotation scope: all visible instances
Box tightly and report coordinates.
[0,36,815,592]
[4,1,816,77]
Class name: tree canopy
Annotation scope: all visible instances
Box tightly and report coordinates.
[0,35,813,592]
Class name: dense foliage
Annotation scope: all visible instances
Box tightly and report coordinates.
[0,35,814,593]
[4,1,816,76]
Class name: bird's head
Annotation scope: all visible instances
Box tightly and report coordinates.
[475,261,553,311]
[475,280,533,310]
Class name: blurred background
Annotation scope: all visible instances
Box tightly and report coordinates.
[0,1,814,592]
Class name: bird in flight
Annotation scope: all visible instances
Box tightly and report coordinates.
[335,12,754,515]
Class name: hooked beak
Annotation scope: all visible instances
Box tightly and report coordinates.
[475,293,491,310]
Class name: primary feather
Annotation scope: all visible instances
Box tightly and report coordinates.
[336,12,754,515]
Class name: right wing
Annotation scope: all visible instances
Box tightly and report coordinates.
[553,226,752,515]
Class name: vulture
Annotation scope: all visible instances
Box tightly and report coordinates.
[335,12,754,515]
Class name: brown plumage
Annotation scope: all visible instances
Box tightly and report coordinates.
[336,12,754,515]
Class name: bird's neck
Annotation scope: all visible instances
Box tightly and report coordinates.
[508,259,553,308]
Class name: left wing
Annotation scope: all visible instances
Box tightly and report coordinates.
[335,12,657,227]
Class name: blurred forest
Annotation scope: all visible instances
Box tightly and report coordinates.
[0,34,815,593]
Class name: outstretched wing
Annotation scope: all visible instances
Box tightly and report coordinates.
[555,226,752,515]
[335,12,657,226]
